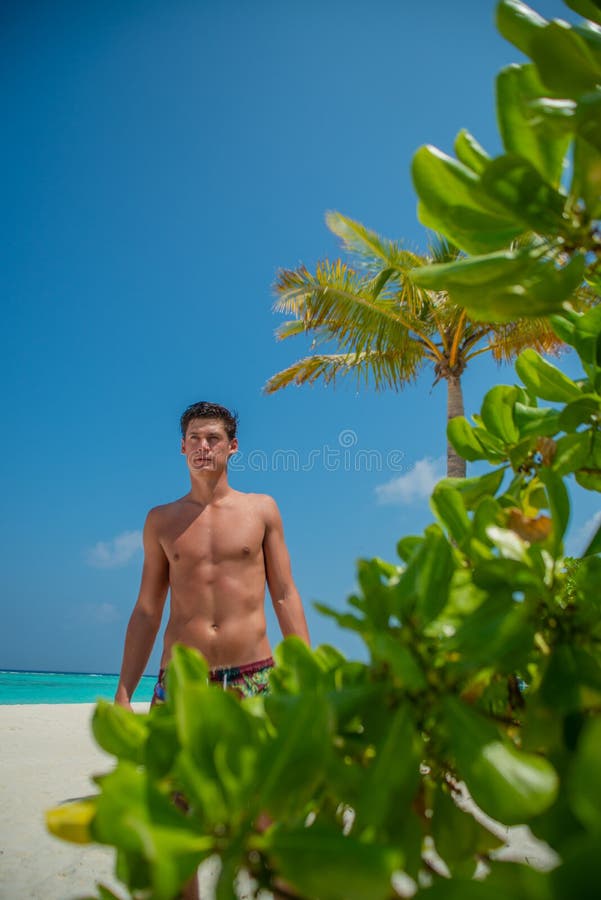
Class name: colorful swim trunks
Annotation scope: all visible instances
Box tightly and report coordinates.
[152,656,274,705]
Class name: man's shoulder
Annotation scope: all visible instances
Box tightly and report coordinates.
[251,492,280,522]
[245,490,277,506]
[146,499,186,523]
[233,490,279,517]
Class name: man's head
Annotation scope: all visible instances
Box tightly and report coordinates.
[180,401,238,441]
[180,401,239,474]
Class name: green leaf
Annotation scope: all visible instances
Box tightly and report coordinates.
[409,246,534,292]
[481,385,520,444]
[445,253,585,321]
[539,466,570,552]
[485,862,556,900]
[395,526,455,625]
[563,1,601,26]
[313,643,346,672]
[583,516,601,555]
[514,403,560,438]
[326,683,385,729]
[480,155,569,234]
[166,643,209,708]
[571,135,601,216]
[355,702,422,831]
[497,0,548,59]
[448,417,490,461]
[444,698,559,824]
[574,306,601,367]
[530,21,601,98]
[575,96,601,159]
[259,694,331,819]
[448,591,536,670]
[569,716,601,831]
[258,825,403,900]
[540,645,601,712]
[396,534,423,563]
[552,431,591,475]
[550,308,581,347]
[558,395,601,432]
[145,702,179,777]
[533,91,601,155]
[430,483,472,546]
[366,633,427,691]
[96,887,125,900]
[454,129,491,175]
[575,468,601,491]
[313,601,367,635]
[91,700,149,764]
[515,349,582,402]
[496,64,570,186]
[412,146,522,255]
[436,468,505,509]
[418,882,508,900]
[551,838,601,900]
[271,635,327,692]
[432,786,482,871]
[173,686,261,823]
[355,557,401,629]
[93,762,213,900]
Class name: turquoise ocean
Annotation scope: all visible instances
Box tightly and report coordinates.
[0,670,156,704]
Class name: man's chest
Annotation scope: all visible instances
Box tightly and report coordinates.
[160,506,265,566]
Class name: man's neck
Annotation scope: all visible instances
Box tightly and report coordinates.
[187,470,231,506]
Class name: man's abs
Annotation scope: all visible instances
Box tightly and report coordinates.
[161,601,272,670]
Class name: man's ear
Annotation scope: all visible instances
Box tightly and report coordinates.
[228,437,239,457]
[181,438,186,455]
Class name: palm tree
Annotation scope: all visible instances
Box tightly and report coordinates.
[265,212,561,478]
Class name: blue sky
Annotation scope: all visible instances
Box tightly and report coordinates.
[2,0,598,680]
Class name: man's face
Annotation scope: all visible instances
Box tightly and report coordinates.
[181,418,238,473]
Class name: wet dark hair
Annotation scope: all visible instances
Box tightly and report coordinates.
[180,401,238,440]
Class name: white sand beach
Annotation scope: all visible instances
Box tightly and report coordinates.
[0,703,557,900]
[1,703,149,900]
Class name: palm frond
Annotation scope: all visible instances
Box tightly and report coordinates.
[482,318,563,362]
[427,233,463,265]
[273,259,424,356]
[264,347,426,394]
[326,211,424,273]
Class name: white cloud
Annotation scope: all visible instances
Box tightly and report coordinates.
[375,456,445,505]
[89,602,121,624]
[86,530,143,569]
[566,511,601,557]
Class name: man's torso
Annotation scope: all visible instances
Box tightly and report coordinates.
[154,490,272,668]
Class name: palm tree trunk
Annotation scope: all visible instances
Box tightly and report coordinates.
[447,374,466,478]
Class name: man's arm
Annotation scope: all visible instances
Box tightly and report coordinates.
[262,496,310,646]
[114,508,169,709]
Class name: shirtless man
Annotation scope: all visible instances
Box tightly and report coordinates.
[114,401,310,897]
[115,399,310,705]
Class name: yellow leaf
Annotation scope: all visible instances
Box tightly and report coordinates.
[46,799,96,844]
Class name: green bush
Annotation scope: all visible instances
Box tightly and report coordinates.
[48,306,601,898]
